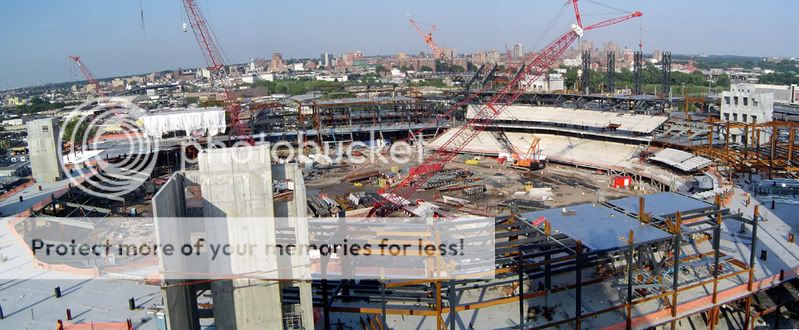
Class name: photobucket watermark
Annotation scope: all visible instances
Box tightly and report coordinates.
[178,130,429,170]
[60,96,433,199]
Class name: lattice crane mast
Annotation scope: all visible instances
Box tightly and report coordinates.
[69,56,105,97]
[181,0,253,145]
[409,18,446,60]
[371,1,641,216]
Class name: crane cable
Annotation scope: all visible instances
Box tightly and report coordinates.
[529,1,571,52]
[139,0,146,38]
[584,0,631,15]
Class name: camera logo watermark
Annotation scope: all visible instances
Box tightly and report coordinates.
[59,98,158,199]
[59,98,432,199]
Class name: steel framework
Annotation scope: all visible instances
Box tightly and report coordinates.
[370,1,642,216]
[607,51,616,93]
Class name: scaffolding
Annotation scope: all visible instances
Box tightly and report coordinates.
[694,120,799,178]
[290,192,771,329]
[252,97,447,146]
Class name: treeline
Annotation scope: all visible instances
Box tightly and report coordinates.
[249,78,348,96]
[7,97,77,116]
[562,64,731,94]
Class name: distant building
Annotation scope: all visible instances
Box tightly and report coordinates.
[653,49,663,63]
[563,57,581,68]
[270,53,285,72]
[512,44,524,60]
[111,78,125,91]
[241,73,275,84]
[197,68,212,79]
[4,96,25,107]
[525,73,565,92]
[622,48,634,65]
[320,53,331,67]
[578,40,593,53]
[315,74,348,82]
[440,48,457,60]
[486,50,500,64]
[1,118,24,126]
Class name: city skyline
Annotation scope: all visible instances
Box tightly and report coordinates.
[1,0,796,89]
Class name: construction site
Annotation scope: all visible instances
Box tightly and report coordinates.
[2,1,799,330]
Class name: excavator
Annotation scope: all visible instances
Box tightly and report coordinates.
[494,131,546,170]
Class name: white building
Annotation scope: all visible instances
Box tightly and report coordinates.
[512,44,524,60]
[563,57,581,68]
[315,74,348,82]
[720,90,774,145]
[242,72,275,84]
[197,68,212,79]
[525,73,565,92]
[731,83,798,104]
[1,118,24,126]
[390,68,406,78]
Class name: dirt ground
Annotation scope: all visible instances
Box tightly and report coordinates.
[304,154,649,217]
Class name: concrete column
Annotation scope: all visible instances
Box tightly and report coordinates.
[27,118,65,183]
[199,145,283,330]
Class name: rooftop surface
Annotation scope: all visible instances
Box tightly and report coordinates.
[467,105,669,134]
[520,202,672,251]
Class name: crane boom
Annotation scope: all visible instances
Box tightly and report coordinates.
[69,56,104,97]
[409,18,445,60]
[181,0,254,145]
[371,5,641,216]
[182,0,224,71]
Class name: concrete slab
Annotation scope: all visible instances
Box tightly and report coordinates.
[520,203,672,251]
[467,105,668,134]
[607,191,716,219]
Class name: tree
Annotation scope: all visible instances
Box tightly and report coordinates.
[61,117,97,144]
[715,73,731,88]
[375,65,388,76]
[450,65,465,73]
[420,66,434,72]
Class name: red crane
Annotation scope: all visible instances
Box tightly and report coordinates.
[371,1,641,216]
[409,18,446,60]
[181,0,253,145]
[69,56,105,97]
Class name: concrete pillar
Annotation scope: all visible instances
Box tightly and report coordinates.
[27,118,65,183]
[199,145,283,330]
[153,173,201,330]
[272,163,314,329]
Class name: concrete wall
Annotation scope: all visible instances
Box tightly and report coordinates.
[272,163,314,329]
[197,144,284,330]
[153,173,201,330]
[26,118,64,183]
[721,91,774,144]
[732,83,798,104]
[152,145,314,330]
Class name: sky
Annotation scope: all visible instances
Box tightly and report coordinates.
[0,0,796,90]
